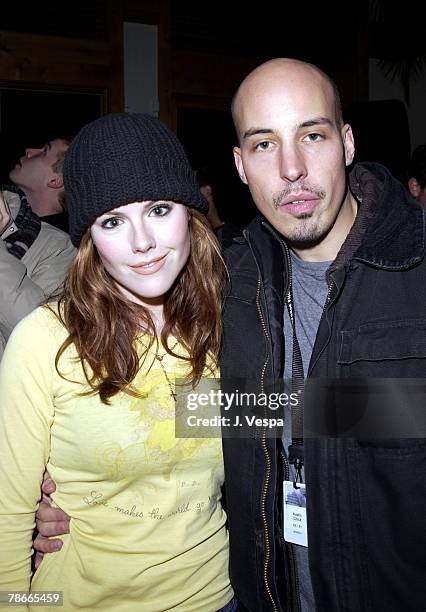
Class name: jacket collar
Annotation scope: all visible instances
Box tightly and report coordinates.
[346,162,424,270]
[2,187,22,220]
[243,215,286,294]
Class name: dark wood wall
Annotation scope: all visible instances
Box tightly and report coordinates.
[0,0,370,127]
[0,0,124,112]
[0,0,370,221]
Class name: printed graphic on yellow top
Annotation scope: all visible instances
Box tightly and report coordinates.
[92,342,223,509]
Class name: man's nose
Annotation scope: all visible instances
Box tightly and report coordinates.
[278,145,308,184]
[25,148,41,159]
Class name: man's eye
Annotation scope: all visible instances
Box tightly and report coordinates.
[101,217,122,229]
[304,133,323,142]
[254,141,272,151]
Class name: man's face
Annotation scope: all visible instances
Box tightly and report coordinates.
[9,139,68,193]
[408,178,426,211]
[233,64,355,259]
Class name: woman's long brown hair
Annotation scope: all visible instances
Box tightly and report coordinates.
[53,209,226,403]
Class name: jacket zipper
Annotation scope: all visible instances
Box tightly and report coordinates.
[255,277,279,612]
[268,227,302,612]
[246,226,303,611]
[249,225,304,612]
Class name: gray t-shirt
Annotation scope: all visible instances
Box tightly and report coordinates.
[283,249,330,612]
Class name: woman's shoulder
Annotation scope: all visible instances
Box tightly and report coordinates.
[1,303,69,371]
[11,302,68,344]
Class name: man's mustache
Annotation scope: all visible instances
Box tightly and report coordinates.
[273,185,326,209]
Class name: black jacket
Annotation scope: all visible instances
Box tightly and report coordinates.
[220,163,426,612]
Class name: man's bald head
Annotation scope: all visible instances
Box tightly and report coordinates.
[231,57,357,262]
[232,58,343,142]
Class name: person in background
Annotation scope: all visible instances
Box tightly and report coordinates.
[9,138,70,232]
[407,143,426,210]
[196,167,241,248]
[0,186,75,360]
[0,113,235,612]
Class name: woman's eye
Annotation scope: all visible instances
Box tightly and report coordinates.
[101,217,122,229]
[150,204,171,217]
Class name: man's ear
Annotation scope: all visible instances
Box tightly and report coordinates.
[233,147,248,184]
[342,124,355,167]
[47,175,64,190]
[408,177,421,199]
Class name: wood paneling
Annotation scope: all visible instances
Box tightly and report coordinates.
[0,0,123,112]
[107,0,124,111]
[0,32,110,84]
[124,0,167,25]
[0,1,369,125]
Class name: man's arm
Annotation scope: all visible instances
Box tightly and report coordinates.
[0,192,75,342]
[0,239,46,338]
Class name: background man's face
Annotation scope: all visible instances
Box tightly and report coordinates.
[233,67,355,253]
[9,138,67,192]
[408,179,426,211]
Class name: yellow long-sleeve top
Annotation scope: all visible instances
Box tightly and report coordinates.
[0,306,232,611]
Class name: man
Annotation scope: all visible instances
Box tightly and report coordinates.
[9,138,70,232]
[0,187,75,359]
[407,143,426,210]
[220,58,426,611]
[34,59,426,611]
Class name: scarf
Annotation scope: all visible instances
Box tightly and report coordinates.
[3,187,42,260]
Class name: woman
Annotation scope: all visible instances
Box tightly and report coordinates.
[0,113,234,611]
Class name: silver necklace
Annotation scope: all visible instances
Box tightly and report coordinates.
[152,340,179,402]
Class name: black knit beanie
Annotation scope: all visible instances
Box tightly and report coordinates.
[64,113,208,246]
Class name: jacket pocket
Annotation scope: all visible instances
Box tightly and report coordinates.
[225,276,258,305]
[334,319,426,440]
[339,319,426,364]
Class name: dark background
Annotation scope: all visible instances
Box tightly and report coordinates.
[0,0,424,226]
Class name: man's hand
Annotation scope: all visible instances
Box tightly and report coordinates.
[0,192,12,235]
[34,471,70,569]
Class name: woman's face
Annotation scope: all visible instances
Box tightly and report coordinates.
[90,201,190,309]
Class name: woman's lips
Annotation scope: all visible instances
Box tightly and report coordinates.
[130,254,168,275]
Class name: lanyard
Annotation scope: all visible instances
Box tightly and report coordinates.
[285,261,305,483]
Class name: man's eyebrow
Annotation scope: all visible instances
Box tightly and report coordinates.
[298,117,333,129]
[242,128,276,140]
[242,117,334,140]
